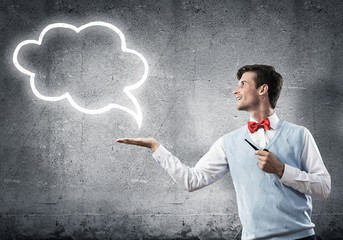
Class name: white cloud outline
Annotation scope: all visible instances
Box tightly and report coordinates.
[13,21,149,128]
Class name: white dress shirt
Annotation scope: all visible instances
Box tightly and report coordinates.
[152,113,331,198]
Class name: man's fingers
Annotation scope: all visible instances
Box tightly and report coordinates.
[116,138,154,149]
[255,154,265,161]
[116,138,135,144]
[117,138,143,145]
[117,138,138,142]
[255,150,268,156]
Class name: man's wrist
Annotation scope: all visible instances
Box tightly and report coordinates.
[278,163,285,178]
[151,141,160,152]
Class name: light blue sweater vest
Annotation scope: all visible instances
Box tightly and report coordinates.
[223,120,315,240]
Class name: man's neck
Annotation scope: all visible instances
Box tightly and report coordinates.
[249,108,274,122]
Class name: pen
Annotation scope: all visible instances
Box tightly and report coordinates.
[244,139,269,152]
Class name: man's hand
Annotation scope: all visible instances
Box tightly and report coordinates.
[116,138,160,152]
[255,150,285,178]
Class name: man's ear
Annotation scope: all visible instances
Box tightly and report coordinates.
[259,84,268,95]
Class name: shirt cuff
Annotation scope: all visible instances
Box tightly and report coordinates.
[279,164,299,184]
[152,144,170,168]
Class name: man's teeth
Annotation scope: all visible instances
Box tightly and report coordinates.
[236,97,242,101]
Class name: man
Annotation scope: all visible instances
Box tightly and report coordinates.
[117,65,331,240]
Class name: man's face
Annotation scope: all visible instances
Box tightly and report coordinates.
[233,72,260,111]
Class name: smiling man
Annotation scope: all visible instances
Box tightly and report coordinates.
[117,64,331,240]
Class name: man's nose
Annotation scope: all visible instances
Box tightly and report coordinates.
[233,87,239,95]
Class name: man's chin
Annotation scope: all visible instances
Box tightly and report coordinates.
[236,105,247,111]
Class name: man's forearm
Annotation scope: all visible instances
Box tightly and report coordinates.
[280,164,331,198]
[152,140,229,192]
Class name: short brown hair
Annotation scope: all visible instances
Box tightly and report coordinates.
[236,64,283,109]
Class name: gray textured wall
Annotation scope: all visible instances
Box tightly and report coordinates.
[1,0,342,239]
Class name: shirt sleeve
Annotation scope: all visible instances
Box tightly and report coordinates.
[280,128,331,198]
[152,137,229,192]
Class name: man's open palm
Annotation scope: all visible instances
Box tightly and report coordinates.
[116,138,160,152]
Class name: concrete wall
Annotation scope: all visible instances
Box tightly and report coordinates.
[1,0,342,239]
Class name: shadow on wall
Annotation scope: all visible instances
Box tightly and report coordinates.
[297,70,343,240]
[292,1,343,239]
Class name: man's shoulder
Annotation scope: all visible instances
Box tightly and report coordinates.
[223,125,246,139]
[281,120,306,131]
[278,120,310,140]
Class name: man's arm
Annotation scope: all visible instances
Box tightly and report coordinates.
[116,137,229,192]
[279,128,331,198]
[253,128,330,199]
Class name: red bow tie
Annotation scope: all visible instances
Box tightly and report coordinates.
[248,118,271,133]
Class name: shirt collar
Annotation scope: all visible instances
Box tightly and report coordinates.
[249,112,279,130]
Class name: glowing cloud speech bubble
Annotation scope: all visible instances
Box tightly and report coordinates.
[13,21,148,128]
